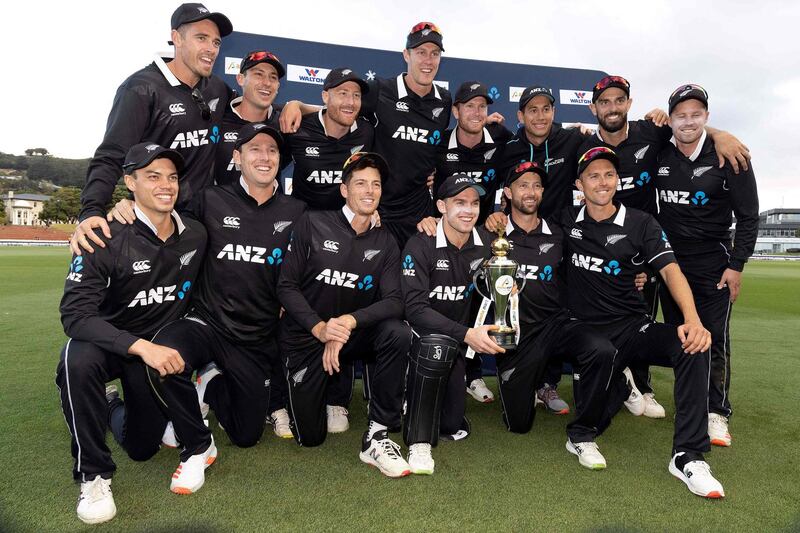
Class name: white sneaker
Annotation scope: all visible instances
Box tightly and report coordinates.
[622,368,645,416]
[566,439,607,470]
[708,413,732,447]
[268,408,293,439]
[466,378,495,403]
[195,363,221,419]
[359,430,411,478]
[408,443,435,475]
[642,393,666,418]
[170,437,218,495]
[77,476,116,524]
[161,422,179,448]
[669,452,724,498]
[326,405,349,433]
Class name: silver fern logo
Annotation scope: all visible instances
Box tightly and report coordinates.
[432,107,444,119]
[539,243,555,255]
[483,147,497,162]
[179,249,197,269]
[693,166,713,179]
[363,249,381,261]
[469,257,484,272]
[292,367,307,385]
[634,145,650,163]
[605,234,627,246]
[500,368,515,383]
[273,221,292,234]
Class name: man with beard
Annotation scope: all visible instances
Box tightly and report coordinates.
[655,84,759,447]
[71,3,233,255]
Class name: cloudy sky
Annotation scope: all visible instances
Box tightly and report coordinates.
[3,0,796,210]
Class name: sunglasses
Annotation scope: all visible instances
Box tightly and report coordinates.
[579,146,617,165]
[410,21,442,36]
[191,88,211,121]
[514,161,543,174]
[594,75,630,91]
[247,50,281,64]
[670,83,708,99]
[343,151,369,169]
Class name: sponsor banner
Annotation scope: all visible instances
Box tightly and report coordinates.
[287,64,331,85]
[509,86,526,103]
[559,89,592,106]
[224,57,242,75]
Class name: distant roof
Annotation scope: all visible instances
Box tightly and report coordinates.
[760,208,800,216]
[2,193,51,201]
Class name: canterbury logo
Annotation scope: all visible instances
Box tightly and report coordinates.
[168,103,185,114]
[634,145,650,162]
[179,250,197,269]
[273,221,292,234]
[605,234,627,246]
[132,260,151,273]
[323,240,339,252]
[223,217,240,227]
[223,131,238,142]
[446,153,459,161]
[396,101,410,112]
[305,146,320,156]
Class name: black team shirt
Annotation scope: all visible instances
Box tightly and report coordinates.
[277,208,403,341]
[500,124,587,219]
[435,124,512,224]
[401,221,492,341]
[60,212,207,355]
[555,203,676,323]
[285,110,374,210]
[579,120,672,215]
[186,179,306,344]
[82,57,229,219]
[362,75,452,222]
[213,96,283,186]
[655,132,759,271]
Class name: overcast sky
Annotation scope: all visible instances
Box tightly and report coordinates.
[3,0,796,210]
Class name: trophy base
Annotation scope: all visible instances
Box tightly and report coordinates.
[489,329,517,351]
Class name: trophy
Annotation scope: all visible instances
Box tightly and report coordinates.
[472,227,525,351]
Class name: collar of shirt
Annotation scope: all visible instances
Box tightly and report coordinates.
[318,108,358,136]
[596,122,630,144]
[575,203,626,226]
[670,129,707,162]
[154,55,182,88]
[506,216,551,236]
[342,204,376,229]
[448,127,494,150]
[135,204,185,235]
[435,218,484,248]
[396,74,442,100]
[230,96,273,121]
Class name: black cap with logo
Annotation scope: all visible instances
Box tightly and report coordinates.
[518,86,555,110]
[123,143,184,174]
[454,81,493,105]
[406,21,444,51]
[323,68,370,93]
[577,147,620,177]
[437,173,486,200]
[505,161,548,188]
[592,75,631,103]
[668,84,709,114]
[171,3,233,37]
[234,123,284,151]
[239,50,285,78]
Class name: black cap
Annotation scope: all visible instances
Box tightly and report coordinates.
[123,143,184,174]
[323,68,370,94]
[240,50,285,78]
[454,81,493,105]
[342,152,390,183]
[234,123,284,151]
[171,3,232,37]
[505,161,548,188]
[518,86,554,110]
[592,75,630,103]
[577,147,620,177]
[406,21,444,52]
[437,173,486,200]
[668,84,709,114]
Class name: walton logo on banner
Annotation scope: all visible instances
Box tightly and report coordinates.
[559,90,592,105]
[287,64,332,85]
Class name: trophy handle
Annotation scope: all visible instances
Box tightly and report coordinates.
[515,271,528,295]
[472,267,491,301]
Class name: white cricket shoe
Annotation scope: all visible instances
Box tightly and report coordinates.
[359,430,411,478]
[642,393,666,418]
[268,408,293,439]
[408,443,435,475]
[669,452,724,498]
[622,368,645,416]
[77,476,116,524]
[161,422,179,448]
[326,405,349,433]
[195,363,221,419]
[466,378,495,403]
[708,413,732,447]
[170,437,218,495]
[566,439,607,470]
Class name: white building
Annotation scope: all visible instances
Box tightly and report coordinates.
[1,191,51,226]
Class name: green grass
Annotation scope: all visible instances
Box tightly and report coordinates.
[1,248,799,532]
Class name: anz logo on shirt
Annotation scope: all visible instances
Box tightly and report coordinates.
[402,254,416,276]
[392,126,441,145]
[128,281,192,307]
[217,244,284,265]
[170,126,221,149]
[659,189,710,206]
[618,171,651,190]
[429,283,474,301]
[571,253,621,276]
[518,264,554,281]
[315,269,375,291]
[66,256,84,282]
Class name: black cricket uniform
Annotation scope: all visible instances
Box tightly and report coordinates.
[401,222,492,439]
[655,132,759,418]
[82,57,229,219]
[500,124,586,219]
[556,203,711,457]
[277,208,410,447]
[362,75,452,246]
[286,110,374,210]
[496,217,615,442]
[435,124,512,225]
[151,181,306,457]
[56,212,206,481]
[213,96,283,186]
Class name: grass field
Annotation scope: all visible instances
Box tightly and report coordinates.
[1,247,799,532]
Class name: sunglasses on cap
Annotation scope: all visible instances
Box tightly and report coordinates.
[669,83,708,99]
[410,21,442,35]
[247,50,280,63]
[514,161,544,174]
[578,146,617,165]
[343,151,369,169]
[191,88,211,121]
[594,75,630,91]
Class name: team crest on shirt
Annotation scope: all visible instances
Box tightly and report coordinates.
[605,234,627,246]
[208,98,220,112]
[273,221,292,234]
[539,243,555,255]
[634,145,650,163]
[179,249,197,269]
[469,257,484,272]
[363,249,381,262]
[432,107,444,120]
[483,148,497,162]
[693,166,713,179]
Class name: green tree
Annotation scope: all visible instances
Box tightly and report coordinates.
[39,187,82,225]
[109,183,131,210]
[0,198,6,224]
[26,156,88,187]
